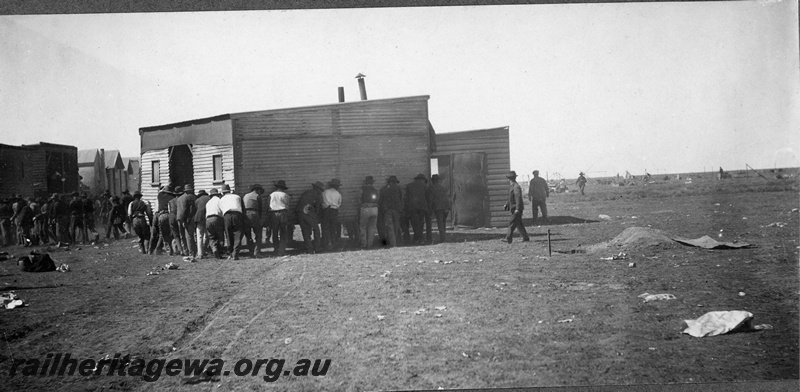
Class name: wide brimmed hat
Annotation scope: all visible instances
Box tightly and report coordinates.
[71,191,80,197]
[329,178,341,188]
[196,189,208,196]
[183,184,194,192]
[122,189,130,194]
[532,170,539,175]
[364,176,374,185]
[173,186,183,194]
[111,196,120,202]
[133,190,143,197]
[312,181,325,190]
[274,180,288,190]
[387,175,399,183]
[161,185,173,194]
[208,188,220,196]
[414,173,427,181]
[579,172,585,175]
[251,183,264,191]
[431,174,440,181]
[506,170,518,179]
[220,184,232,194]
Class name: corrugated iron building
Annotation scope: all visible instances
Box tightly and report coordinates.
[139,96,433,225]
[78,149,105,196]
[0,142,79,198]
[433,127,510,228]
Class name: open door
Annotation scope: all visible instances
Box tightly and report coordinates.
[451,152,488,228]
[169,145,194,189]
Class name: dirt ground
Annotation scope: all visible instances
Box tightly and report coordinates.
[1,173,798,391]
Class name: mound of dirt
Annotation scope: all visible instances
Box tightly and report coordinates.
[587,226,676,254]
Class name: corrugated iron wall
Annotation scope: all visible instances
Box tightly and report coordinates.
[434,127,510,228]
[232,96,431,223]
[0,146,46,198]
[193,144,235,193]
[140,148,170,208]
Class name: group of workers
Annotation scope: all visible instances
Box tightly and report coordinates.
[125,173,452,260]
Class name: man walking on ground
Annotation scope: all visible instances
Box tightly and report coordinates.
[128,191,152,253]
[82,193,99,244]
[268,180,291,256]
[321,178,342,251]
[219,184,246,260]
[379,175,403,248]
[69,192,85,244]
[576,172,587,195]
[296,181,324,254]
[194,189,210,259]
[177,185,198,258]
[204,188,225,259]
[429,174,451,243]
[168,186,184,255]
[528,170,550,225]
[243,184,264,257]
[359,176,379,249]
[504,170,531,244]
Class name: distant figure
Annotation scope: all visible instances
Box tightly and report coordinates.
[527,170,550,225]
[193,189,210,259]
[296,181,324,254]
[128,191,153,254]
[405,173,431,245]
[576,172,587,195]
[220,184,246,260]
[177,185,198,258]
[204,188,225,259]
[243,184,265,257]
[429,174,451,243]
[269,180,291,256]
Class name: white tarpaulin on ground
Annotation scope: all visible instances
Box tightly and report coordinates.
[673,235,751,249]
[683,310,753,337]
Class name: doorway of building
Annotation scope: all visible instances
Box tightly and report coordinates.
[169,145,194,189]
[451,152,488,228]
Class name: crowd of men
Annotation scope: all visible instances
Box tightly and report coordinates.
[0,190,134,248]
[122,173,453,260]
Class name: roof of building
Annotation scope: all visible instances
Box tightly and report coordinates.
[77,149,100,164]
[104,150,125,170]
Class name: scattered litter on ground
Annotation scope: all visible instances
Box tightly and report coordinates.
[377,315,386,321]
[600,252,628,261]
[146,271,159,276]
[380,271,391,278]
[182,256,197,263]
[434,306,447,311]
[0,252,14,261]
[628,262,636,268]
[284,338,292,345]
[673,236,752,249]
[738,292,746,297]
[165,262,179,270]
[766,222,787,228]
[433,259,441,263]
[2,292,27,309]
[417,260,424,263]
[599,214,612,221]
[791,208,798,213]
[56,263,70,272]
[17,252,57,272]
[434,314,442,318]
[557,318,574,323]
[444,260,454,265]
[638,293,676,302]
[683,310,772,337]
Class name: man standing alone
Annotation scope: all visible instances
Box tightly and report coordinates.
[528,170,550,226]
[576,172,587,195]
[504,170,530,244]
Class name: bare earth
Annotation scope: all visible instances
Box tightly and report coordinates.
[1,174,798,391]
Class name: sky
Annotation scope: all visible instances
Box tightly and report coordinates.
[1,1,798,179]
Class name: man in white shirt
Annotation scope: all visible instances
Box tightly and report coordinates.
[218,184,245,260]
[268,180,291,256]
[321,178,342,251]
[204,188,224,259]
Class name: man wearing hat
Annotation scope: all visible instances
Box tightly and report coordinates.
[575,172,587,195]
[243,184,265,257]
[405,174,431,245]
[358,176,380,249]
[121,189,134,235]
[149,185,175,255]
[204,188,225,259]
[128,190,153,253]
[430,174,451,243]
[177,184,198,257]
[81,193,99,244]
[194,189,210,258]
[50,193,70,244]
[504,170,531,243]
[268,180,291,256]
[68,191,86,244]
[527,170,550,225]
[296,181,324,253]
[379,175,403,247]
[321,178,342,251]
[219,184,246,260]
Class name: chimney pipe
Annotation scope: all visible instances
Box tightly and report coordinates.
[356,73,367,100]
[338,87,345,103]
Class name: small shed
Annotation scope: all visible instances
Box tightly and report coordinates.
[433,127,510,228]
[104,149,126,196]
[0,142,79,198]
[123,158,140,193]
[78,149,105,196]
[139,95,434,225]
